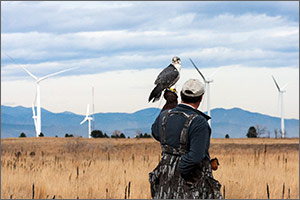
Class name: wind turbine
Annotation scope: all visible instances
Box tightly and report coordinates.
[4,53,79,137]
[272,75,288,138]
[24,66,79,137]
[80,104,94,138]
[189,58,221,126]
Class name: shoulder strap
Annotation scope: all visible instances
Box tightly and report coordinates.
[179,114,198,154]
[161,109,172,145]
[161,110,198,150]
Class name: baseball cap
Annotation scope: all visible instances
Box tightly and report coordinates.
[181,79,205,97]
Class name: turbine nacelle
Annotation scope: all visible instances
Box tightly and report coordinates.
[80,116,94,125]
[205,78,214,83]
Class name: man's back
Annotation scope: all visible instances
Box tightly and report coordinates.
[152,103,211,176]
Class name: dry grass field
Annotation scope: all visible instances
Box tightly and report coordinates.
[1,137,299,199]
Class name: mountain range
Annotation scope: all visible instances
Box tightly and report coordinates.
[1,105,299,138]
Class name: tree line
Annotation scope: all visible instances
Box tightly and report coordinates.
[18,125,284,139]
[18,130,152,138]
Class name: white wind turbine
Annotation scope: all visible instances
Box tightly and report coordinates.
[189,58,221,127]
[5,53,79,137]
[80,104,94,138]
[23,66,79,137]
[272,75,288,138]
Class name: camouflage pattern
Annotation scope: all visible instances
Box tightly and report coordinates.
[149,145,223,199]
[149,110,223,199]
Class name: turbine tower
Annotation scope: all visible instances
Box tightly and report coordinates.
[189,58,220,126]
[21,66,79,137]
[92,86,95,131]
[272,75,288,138]
[80,104,94,138]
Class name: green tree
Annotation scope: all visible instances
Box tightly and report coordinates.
[225,134,230,139]
[246,126,257,138]
[136,133,151,138]
[143,133,151,138]
[119,133,126,138]
[19,132,26,138]
[39,132,44,137]
[65,133,74,137]
[91,130,104,138]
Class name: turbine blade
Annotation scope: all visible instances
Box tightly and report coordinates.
[31,104,38,131]
[272,75,281,92]
[189,58,206,82]
[38,67,80,82]
[80,118,87,125]
[32,104,36,117]
[209,67,221,79]
[281,83,289,90]
[86,104,90,117]
[22,66,38,80]
[33,90,37,106]
[4,52,19,64]
[4,52,38,80]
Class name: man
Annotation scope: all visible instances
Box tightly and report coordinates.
[149,79,223,199]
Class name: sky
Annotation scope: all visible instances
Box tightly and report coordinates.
[1,1,299,119]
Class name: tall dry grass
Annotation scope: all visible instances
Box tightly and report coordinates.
[1,137,299,199]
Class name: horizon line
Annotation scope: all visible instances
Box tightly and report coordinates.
[1,104,299,120]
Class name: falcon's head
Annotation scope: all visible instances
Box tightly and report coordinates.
[172,56,181,71]
[172,56,181,65]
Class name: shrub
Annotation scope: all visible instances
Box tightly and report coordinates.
[65,133,74,137]
[19,132,26,138]
[91,130,104,138]
[246,126,257,138]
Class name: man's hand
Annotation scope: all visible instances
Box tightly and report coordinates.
[210,158,219,171]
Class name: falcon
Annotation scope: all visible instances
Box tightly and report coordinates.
[148,56,181,102]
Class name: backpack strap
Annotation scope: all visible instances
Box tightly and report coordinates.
[161,110,198,153]
[179,114,198,154]
[161,109,172,145]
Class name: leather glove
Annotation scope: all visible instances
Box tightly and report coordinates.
[210,157,219,171]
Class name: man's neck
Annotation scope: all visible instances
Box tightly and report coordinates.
[180,102,198,110]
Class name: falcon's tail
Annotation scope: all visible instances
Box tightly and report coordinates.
[148,84,164,103]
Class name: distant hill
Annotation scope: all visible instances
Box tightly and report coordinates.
[1,105,299,138]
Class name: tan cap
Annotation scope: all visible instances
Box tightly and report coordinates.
[181,79,205,97]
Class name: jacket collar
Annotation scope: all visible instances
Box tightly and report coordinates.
[177,103,211,120]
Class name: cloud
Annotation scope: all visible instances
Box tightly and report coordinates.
[2,2,298,75]
[1,1,298,119]
[2,1,298,33]
[2,21,298,77]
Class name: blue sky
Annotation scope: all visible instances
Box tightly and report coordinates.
[1,1,299,119]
